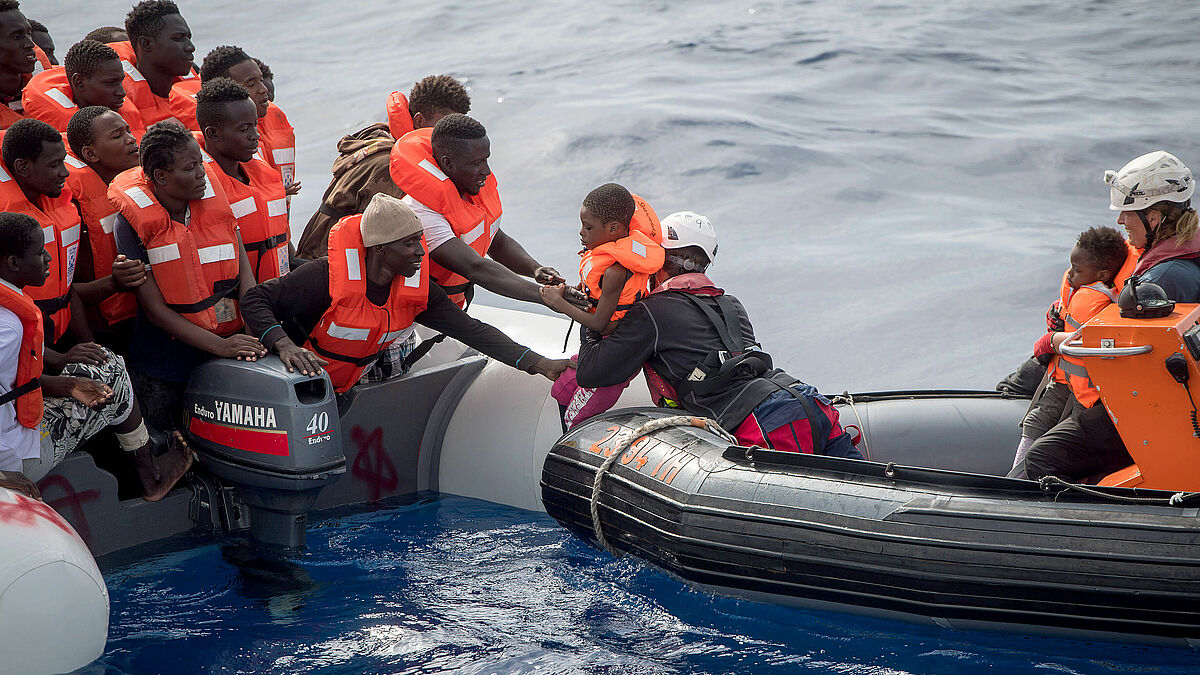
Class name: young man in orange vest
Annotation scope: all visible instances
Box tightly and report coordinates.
[65,105,147,348]
[195,78,290,283]
[0,0,36,128]
[22,39,145,137]
[111,121,265,431]
[195,47,298,192]
[241,193,573,392]
[390,113,565,310]
[297,74,471,260]
[111,0,199,129]
[0,212,192,501]
[0,118,92,355]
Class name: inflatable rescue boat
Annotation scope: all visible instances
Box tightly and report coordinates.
[541,302,1200,647]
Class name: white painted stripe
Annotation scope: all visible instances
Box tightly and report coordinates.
[266,198,288,217]
[124,186,154,208]
[418,158,448,182]
[60,225,81,247]
[121,61,145,82]
[229,197,257,219]
[46,88,76,110]
[147,243,180,265]
[198,243,236,264]
[99,213,118,235]
[404,272,421,288]
[345,248,362,281]
[463,220,486,245]
[64,154,86,169]
[631,240,646,257]
[272,147,296,164]
[41,226,54,245]
[327,322,370,341]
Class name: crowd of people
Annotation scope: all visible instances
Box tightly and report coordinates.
[0,0,1196,502]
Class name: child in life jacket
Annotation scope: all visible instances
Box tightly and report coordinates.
[1010,226,1129,473]
[540,183,664,429]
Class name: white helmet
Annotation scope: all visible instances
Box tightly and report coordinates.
[1105,150,1195,212]
[661,211,718,263]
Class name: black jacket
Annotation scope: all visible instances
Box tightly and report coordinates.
[575,286,794,428]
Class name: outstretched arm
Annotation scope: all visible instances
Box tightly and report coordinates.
[429,237,545,305]
[539,264,626,333]
[487,230,563,284]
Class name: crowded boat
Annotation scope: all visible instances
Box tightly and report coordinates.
[3,2,1200,668]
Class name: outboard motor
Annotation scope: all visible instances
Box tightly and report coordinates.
[184,357,345,548]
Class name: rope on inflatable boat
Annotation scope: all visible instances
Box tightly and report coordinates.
[1038,475,1200,506]
[831,392,871,461]
[590,415,737,556]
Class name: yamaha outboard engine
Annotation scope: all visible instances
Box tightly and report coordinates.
[184,357,345,548]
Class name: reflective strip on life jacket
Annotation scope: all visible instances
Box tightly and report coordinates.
[109,41,200,130]
[580,219,665,321]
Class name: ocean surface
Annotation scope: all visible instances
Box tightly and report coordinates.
[93,497,1200,675]
[33,0,1200,672]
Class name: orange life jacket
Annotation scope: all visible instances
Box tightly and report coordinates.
[258,102,296,186]
[32,45,51,74]
[389,127,502,307]
[0,155,80,343]
[20,66,147,137]
[0,280,44,429]
[196,134,290,283]
[1046,242,1141,385]
[108,165,243,335]
[579,195,664,321]
[1055,281,1120,408]
[303,214,430,392]
[63,153,137,324]
[385,91,414,140]
[109,41,200,130]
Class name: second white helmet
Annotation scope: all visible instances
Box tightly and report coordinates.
[1105,150,1195,212]
[661,211,718,263]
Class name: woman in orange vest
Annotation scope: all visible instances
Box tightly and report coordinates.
[110,1,199,130]
[0,212,193,501]
[110,121,265,430]
[389,113,563,309]
[21,39,146,137]
[1011,227,1130,474]
[64,106,147,347]
[241,193,572,393]
[194,78,290,283]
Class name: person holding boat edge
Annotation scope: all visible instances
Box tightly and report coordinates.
[554,211,861,457]
[241,193,574,393]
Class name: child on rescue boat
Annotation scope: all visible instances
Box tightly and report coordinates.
[541,183,664,335]
[1011,225,1129,474]
[540,183,664,429]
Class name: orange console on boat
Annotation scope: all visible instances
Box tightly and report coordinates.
[1068,302,1200,490]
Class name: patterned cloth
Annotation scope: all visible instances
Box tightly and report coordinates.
[360,330,418,384]
[40,347,136,467]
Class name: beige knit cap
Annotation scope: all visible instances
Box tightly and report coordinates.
[360,193,423,246]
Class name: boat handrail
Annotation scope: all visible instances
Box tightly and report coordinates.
[1058,340,1153,357]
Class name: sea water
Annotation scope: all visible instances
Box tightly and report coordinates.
[94,497,1200,675]
[34,0,1200,671]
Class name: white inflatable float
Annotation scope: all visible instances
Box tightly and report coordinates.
[0,486,108,675]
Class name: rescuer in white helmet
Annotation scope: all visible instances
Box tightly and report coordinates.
[1106,150,1200,302]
